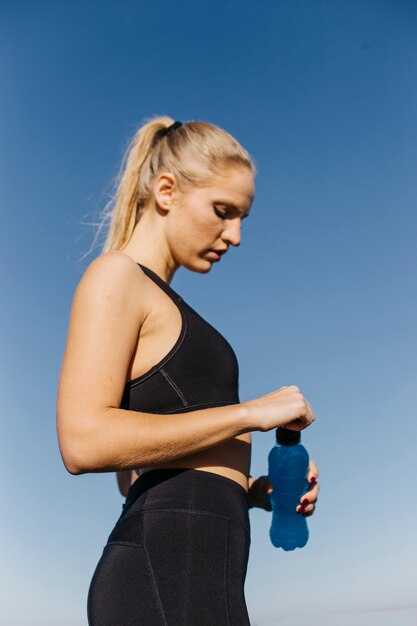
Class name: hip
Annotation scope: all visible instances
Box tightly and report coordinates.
[89,468,251,625]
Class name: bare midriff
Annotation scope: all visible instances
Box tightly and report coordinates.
[135,431,251,492]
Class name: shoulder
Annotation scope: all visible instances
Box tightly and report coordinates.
[73,252,149,319]
[83,251,144,282]
[79,252,148,293]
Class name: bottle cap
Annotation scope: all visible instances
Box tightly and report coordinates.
[276,426,301,445]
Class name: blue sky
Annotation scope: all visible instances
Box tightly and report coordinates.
[2,1,417,624]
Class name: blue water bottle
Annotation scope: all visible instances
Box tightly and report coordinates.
[268,426,310,551]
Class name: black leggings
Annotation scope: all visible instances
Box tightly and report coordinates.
[87,468,251,625]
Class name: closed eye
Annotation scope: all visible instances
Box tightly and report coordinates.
[213,205,228,219]
[213,204,250,222]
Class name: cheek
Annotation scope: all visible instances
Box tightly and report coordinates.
[171,207,216,244]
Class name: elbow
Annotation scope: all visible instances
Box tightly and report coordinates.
[64,461,84,476]
[62,450,89,475]
[60,432,107,474]
[60,443,93,475]
[57,412,101,475]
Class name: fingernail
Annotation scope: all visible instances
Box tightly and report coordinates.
[297,505,305,513]
[302,498,309,506]
[309,477,316,484]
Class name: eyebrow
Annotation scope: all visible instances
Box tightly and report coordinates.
[215,200,251,218]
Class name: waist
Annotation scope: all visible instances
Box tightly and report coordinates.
[122,468,250,531]
[139,465,249,491]
[135,432,252,491]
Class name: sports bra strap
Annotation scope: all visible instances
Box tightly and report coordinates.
[138,263,183,303]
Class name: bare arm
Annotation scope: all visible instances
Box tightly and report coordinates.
[56,253,253,475]
[63,403,250,475]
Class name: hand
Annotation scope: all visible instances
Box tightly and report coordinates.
[248,459,320,516]
[243,385,316,433]
[247,475,273,511]
[295,459,320,517]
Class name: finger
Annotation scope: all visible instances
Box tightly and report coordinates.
[255,475,271,483]
[305,398,316,423]
[297,502,316,515]
[304,502,316,515]
[284,419,303,432]
[307,459,319,483]
[306,482,320,502]
[262,479,274,493]
[257,483,273,496]
[258,476,274,490]
[257,476,274,492]
[263,499,272,512]
[298,479,320,507]
[300,508,314,517]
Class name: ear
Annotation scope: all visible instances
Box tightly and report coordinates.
[153,172,179,212]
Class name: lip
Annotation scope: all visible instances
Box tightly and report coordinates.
[211,249,227,255]
[208,250,224,261]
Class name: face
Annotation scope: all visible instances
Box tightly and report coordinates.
[162,166,255,272]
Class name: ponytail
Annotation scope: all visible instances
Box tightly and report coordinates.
[101,116,174,253]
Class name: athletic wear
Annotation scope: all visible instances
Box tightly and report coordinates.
[87,264,251,625]
[120,264,240,414]
[87,469,251,625]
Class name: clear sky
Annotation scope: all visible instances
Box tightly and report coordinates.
[2,1,417,624]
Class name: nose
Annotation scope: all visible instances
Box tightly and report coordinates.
[222,218,241,247]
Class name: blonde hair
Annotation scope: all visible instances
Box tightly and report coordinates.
[98,115,256,253]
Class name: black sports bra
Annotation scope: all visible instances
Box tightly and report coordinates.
[120,264,240,414]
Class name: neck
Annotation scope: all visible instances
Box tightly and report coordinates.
[120,211,178,284]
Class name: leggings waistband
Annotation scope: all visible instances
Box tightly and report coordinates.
[122,468,250,530]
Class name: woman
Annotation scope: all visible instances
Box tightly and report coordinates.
[56,116,319,625]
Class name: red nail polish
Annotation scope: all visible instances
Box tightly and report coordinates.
[302,498,309,506]
[309,477,316,484]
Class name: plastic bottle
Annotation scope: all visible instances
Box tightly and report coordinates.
[268,426,310,551]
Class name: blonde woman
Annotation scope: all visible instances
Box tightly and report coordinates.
[56,117,319,625]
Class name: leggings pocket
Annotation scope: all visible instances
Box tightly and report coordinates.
[87,541,167,626]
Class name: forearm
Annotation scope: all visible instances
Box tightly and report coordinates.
[64,402,254,474]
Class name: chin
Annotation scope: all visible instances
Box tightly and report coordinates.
[181,257,213,274]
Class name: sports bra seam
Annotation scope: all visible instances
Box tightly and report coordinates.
[159,368,189,407]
